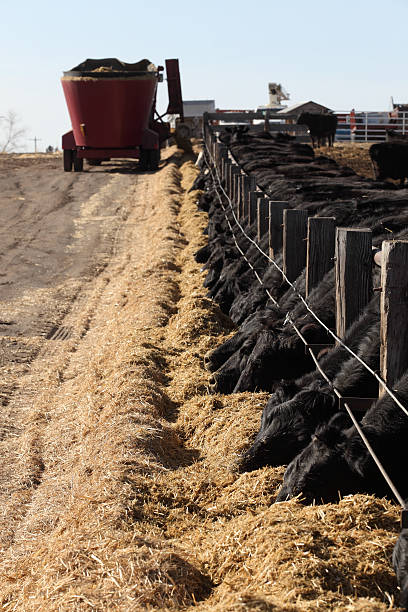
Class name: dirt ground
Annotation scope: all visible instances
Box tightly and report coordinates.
[318,142,374,179]
[0,145,402,610]
[0,152,160,454]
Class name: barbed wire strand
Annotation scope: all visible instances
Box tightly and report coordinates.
[203,147,406,508]
[203,135,408,420]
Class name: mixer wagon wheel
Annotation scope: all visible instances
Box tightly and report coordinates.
[139,148,149,171]
[149,149,160,171]
[73,151,84,172]
[63,149,73,172]
[176,123,191,140]
[175,123,192,152]
[139,148,160,171]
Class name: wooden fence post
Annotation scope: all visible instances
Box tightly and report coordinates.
[217,143,227,173]
[209,132,214,160]
[257,196,268,242]
[226,162,231,195]
[248,177,256,221]
[221,148,228,181]
[231,172,237,210]
[237,174,244,220]
[283,209,308,282]
[203,112,208,144]
[335,227,372,339]
[224,159,231,193]
[380,240,408,392]
[221,157,227,183]
[248,180,259,229]
[249,191,257,230]
[214,142,220,167]
[241,175,251,223]
[269,201,287,259]
[306,217,336,297]
[233,172,240,215]
[230,165,240,205]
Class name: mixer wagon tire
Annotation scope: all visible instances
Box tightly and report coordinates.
[139,148,149,171]
[149,149,160,171]
[139,148,160,171]
[73,151,84,172]
[176,123,191,140]
[63,150,73,172]
[175,123,192,152]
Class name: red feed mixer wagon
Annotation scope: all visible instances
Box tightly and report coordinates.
[61,57,186,171]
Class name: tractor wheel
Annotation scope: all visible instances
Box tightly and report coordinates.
[73,151,84,172]
[63,149,73,172]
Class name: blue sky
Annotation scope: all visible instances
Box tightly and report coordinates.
[1,0,408,151]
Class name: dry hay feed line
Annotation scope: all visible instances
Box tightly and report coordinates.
[0,147,402,611]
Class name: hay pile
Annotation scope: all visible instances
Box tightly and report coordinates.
[0,147,402,610]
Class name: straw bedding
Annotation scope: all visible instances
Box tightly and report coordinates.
[0,146,402,610]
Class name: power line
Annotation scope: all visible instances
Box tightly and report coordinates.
[30,137,42,153]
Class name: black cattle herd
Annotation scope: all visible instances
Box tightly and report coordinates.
[192,120,408,607]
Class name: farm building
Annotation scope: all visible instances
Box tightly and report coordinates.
[278,100,332,120]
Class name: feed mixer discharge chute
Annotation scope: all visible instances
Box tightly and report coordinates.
[61,57,184,171]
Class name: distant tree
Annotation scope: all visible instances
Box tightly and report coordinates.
[0,110,26,153]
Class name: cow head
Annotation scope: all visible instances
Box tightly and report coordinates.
[275,413,361,504]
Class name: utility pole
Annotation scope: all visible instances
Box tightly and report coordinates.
[30,137,42,153]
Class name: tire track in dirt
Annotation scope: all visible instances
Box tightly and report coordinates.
[0,163,160,550]
[0,150,218,611]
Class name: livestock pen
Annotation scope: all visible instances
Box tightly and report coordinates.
[2,140,407,610]
[199,116,408,608]
[336,110,408,142]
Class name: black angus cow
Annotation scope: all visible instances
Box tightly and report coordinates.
[297,112,338,148]
[386,129,408,143]
[197,132,408,402]
[236,303,380,472]
[218,125,250,145]
[231,267,337,393]
[369,142,408,186]
[275,369,408,504]
[207,264,337,395]
[237,380,339,470]
[204,260,301,377]
[206,232,270,314]
[393,529,408,611]
[204,305,281,373]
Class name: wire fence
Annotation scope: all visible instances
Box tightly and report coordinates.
[203,134,408,508]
